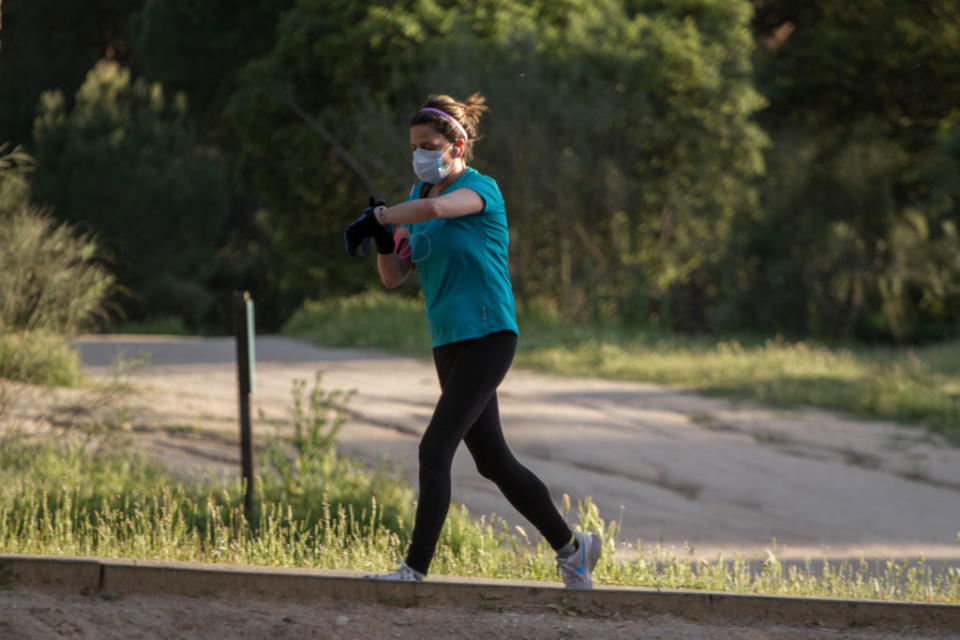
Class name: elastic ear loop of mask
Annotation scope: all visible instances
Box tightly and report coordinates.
[411,232,432,263]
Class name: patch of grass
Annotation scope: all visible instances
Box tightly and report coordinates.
[283,293,960,440]
[161,424,200,436]
[0,331,84,387]
[0,205,114,336]
[1,432,957,602]
[256,373,417,539]
[515,330,960,440]
[0,159,113,393]
[283,291,430,354]
[3,376,957,603]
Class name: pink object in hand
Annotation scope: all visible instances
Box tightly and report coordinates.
[395,228,413,265]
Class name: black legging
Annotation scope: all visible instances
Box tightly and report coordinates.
[404,330,573,575]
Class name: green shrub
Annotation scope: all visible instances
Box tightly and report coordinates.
[0,145,114,387]
[0,143,32,215]
[0,331,83,387]
[283,291,430,354]
[0,207,114,335]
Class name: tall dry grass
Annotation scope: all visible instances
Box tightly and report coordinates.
[1,144,115,424]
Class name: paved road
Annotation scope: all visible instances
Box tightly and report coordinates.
[72,335,960,566]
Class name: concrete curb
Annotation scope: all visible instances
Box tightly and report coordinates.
[2,554,958,632]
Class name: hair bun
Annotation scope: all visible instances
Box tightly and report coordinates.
[462,93,488,126]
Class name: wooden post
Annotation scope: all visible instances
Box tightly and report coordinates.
[233,291,256,521]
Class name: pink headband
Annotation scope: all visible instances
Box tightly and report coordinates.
[418,108,468,143]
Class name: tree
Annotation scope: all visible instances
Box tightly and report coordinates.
[228,0,768,328]
[31,61,230,328]
[746,0,960,340]
[130,0,294,134]
[0,0,142,149]
[753,0,960,146]
[127,0,299,330]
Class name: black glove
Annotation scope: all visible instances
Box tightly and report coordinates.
[344,213,375,257]
[367,196,396,254]
[343,196,393,257]
[344,196,394,257]
[373,222,395,255]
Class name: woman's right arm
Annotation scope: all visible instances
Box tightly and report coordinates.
[377,252,413,289]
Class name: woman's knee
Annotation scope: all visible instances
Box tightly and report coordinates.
[418,438,452,471]
[473,458,496,480]
[473,454,514,482]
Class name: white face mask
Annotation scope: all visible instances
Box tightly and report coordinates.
[412,146,452,184]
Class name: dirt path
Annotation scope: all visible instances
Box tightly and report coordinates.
[61,335,960,567]
[7,585,954,640]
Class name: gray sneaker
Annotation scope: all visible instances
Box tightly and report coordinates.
[556,531,602,589]
[364,561,425,582]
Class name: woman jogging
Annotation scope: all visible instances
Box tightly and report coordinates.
[343,93,600,588]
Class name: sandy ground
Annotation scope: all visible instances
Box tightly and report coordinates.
[1,586,955,640]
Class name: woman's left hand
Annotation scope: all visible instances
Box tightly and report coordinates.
[344,197,395,257]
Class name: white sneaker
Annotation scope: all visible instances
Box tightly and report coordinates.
[364,561,425,582]
[556,531,602,589]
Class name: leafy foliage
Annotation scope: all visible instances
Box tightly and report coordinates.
[748,0,960,340]
[4,0,960,340]
[753,0,960,142]
[0,0,142,148]
[30,61,230,328]
[130,0,294,132]
[227,0,768,328]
